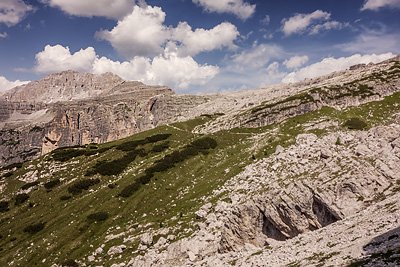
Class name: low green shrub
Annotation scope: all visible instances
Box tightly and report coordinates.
[23,222,45,233]
[1,162,23,171]
[87,144,98,150]
[116,134,171,151]
[335,137,341,145]
[151,141,170,153]
[189,137,218,150]
[44,179,61,189]
[21,181,39,190]
[86,149,147,176]
[3,172,13,178]
[29,126,43,132]
[60,195,71,201]
[84,150,98,156]
[0,201,9,212]
[84,146,114,156]
[87,212,109,221]
[62,259,79,267]
[15,193,29,206]
[52,148,86,162]
[116,140,145,151]
[144,133,171,143]
[68,178,100,195]
[118,182,141,197]
[139,173,153,184]
[343,118,368,130]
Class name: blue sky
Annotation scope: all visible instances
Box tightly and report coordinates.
[0,0,399,94]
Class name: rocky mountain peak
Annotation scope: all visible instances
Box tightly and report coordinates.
[0,70,164,104]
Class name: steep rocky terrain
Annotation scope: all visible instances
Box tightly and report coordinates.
[0,56,399,267]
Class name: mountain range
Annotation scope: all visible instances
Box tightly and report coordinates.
[0,56,399,266]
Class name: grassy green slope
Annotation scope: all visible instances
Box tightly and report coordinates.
[0,92,399,266]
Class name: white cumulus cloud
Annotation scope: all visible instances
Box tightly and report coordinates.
[172,21,239,57]
[0,0,36,26]
[232,43,284,69]
[283,55,309,69]
[361,0,400,11]
[336,28,400,54]
[281,10,346,36]
[96,5,168,58]
[40,0,136,19]
[96,5,240,59]
[33,45,97,74]
[93,50,219,91]
[0,32,8,38]
[282,53,395,83]
[0,76,29,92]
[192,0,255,20]
[31,44,219,92]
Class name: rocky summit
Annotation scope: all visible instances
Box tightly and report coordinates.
[0,56,399,267]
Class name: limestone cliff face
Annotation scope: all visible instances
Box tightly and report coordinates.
[0,71,177,167]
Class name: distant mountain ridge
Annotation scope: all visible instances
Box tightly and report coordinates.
[1,70,170,104]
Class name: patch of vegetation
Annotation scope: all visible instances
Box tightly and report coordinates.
[87,212,109,222]
[21,181,39,190]
[144,133,172,143]
[151,141,170,153]
[59,195,71,201]
[44,179,61,189]
[61,259,79,267]
[0,162,23,171]
[118,183,141,198]
[343,118,368,130]
[29,126,43,132]
[251,250,263,256]
[115,133,171,151]
[67,178,100,195]
[52,148,86,162]
[86,148,147,176]
[335,137,341,145]
[15,193,29,206]
[115,140,146,151]
[119,136,218,197]
[251,92,315,114]
[0,201,9,212]
[2,172,13,178]
[228,259,237,265]
[23,222,45,234]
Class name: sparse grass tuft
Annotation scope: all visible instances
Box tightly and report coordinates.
[343,118,367,130]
